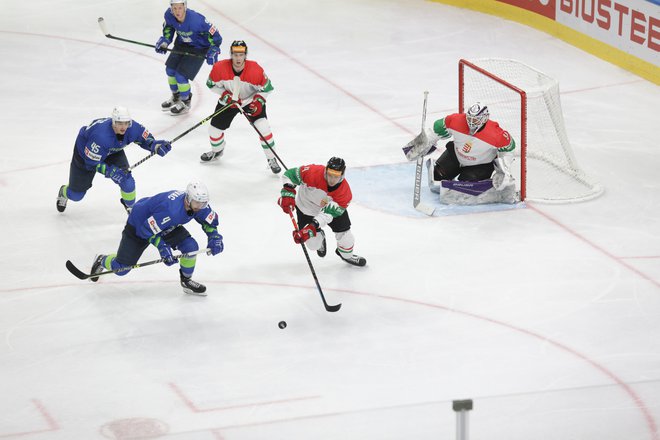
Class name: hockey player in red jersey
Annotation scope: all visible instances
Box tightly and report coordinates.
[201,40,281,174]
[408,102,518,204]
[277,157,366,267]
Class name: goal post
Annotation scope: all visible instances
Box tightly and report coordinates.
[458,58,603,203]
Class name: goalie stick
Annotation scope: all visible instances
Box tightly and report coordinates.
[412,92,435,216]
[128,77,242,172]
[97,17,204,58]
[66,248,211,281]
[288,210,341,313]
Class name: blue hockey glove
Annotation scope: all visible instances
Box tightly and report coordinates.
[97,163,129,185]
[155,36,170,54]
[206,46,220,65]
[207,233,224,255]
[151,140,172,157]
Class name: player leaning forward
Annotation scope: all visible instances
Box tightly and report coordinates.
[56,106,171,213]
[89,181,224,296]
[201,40,281,174]
[278,157,366,267]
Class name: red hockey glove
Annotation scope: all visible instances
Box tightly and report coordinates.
[220,90,240,107]
[278,184,296,213]
[293,221,318,244]
[246,94,265,117]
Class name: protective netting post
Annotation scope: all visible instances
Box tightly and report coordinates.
[452,399,473,440]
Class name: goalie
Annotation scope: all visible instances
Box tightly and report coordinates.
[404,102,518,204]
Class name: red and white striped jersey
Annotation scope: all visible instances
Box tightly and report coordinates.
[206,59,274,105]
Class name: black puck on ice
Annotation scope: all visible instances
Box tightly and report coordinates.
[278,321,287,329]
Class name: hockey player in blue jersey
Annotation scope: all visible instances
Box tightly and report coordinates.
[89,181,224,296]
[156,0,223,115]
[56,106,172,214]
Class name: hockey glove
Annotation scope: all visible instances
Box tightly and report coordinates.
[155,36,170,54]
[219,90,240,107]
[206,46,221,65]
[97,163,129,185]
[278,185,296,213]
[207,233,224,256]
[151,140,172,157]
[293,220,318,244]
[245,94,265,117]
[150,237,176,266]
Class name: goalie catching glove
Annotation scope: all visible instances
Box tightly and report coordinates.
[293,220,319,244]
[278,184,296,213]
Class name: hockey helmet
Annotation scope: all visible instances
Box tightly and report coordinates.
[185,181,209,210]
[325,157,346,184]
[466,102,489,135]
[230,40,248,55]
[170,0,187,6]
[111,106,132,127]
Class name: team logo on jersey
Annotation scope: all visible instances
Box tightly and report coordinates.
[142,130,150,140]
[462,142,473,153]
[147,216,162,234]
[84,146,102,161]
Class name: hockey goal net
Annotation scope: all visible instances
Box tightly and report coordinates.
[459,58,603,203]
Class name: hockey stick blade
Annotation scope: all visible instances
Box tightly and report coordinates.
[415,202,435,216]
[324,302,342,312]
[97,17,110,36]
[66,260,91,280]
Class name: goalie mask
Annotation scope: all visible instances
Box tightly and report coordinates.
[185,181,209,212]
[466,102,489,135]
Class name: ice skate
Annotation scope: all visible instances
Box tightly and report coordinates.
[200,149,224,162]
[119,199,132,214]
[90,254,106,282]
[267,158,281,174]
[317,229,327,257]
[335,249,366,267]
[170,94,192,115]
[180,270,207,296]
[161,92,180,111]
[56,185,68,213]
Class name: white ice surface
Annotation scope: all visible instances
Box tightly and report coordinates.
[0,0,659,439]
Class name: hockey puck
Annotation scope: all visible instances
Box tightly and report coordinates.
[278,321,287,329]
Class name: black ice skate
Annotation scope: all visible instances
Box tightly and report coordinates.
[90,254,106,282]
[200,149,224,162]
[170,94,192,115]
[180,270,207,296]
[56,185,68,213]
[335,249,366,267]
[267,158,281,174]
[161,92,180,111]
[119,199,132,214]
[317,229,327,258]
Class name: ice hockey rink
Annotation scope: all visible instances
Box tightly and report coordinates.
[1,0,659,438]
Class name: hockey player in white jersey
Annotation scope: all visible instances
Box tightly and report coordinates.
[278,157,366,267]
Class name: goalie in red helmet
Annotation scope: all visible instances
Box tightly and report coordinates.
[277,157,366,267]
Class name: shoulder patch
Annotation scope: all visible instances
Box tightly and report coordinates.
[147,216,162,234]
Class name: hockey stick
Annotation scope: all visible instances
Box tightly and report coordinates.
[127,102,234,172]
[288,210,341,313]
[66,248,211,280]
[413,91,436,216]
[98,17,205,58]
[235,98,288,171]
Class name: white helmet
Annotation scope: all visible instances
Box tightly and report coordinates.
[111,106,132,126]
[185,181,209,208]
[466,102,489,135]
[170,0,187,6]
